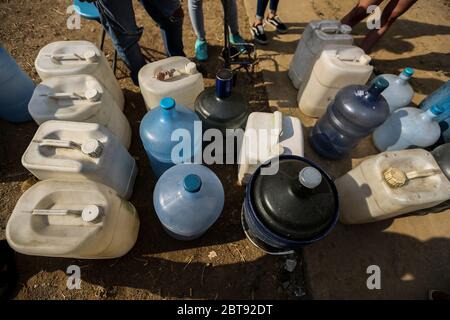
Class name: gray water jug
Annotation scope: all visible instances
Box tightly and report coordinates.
[310,77,390,159]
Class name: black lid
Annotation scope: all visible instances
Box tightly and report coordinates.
[250,156,338,241]
[194,86,248,132]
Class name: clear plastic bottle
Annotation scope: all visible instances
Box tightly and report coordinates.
[310,77,390,159]
[140,98,202,177]
[153,164,224,240]
[372,67,415,113]
[373,105,444,152]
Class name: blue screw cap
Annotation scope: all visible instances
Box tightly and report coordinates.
[430,104,445,116]
[183,174,202,193]
[402,67,414,78]
[373,77,389,91]
[160,97,176,110]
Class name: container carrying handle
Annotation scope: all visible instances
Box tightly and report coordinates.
[36,138,104,158]
[32,205,102,223]
[269,111,284,157]
[48,50,99,63]
[155,62,197,80]
[41,89,101,102]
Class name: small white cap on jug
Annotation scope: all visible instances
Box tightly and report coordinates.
[185,62,197,75]
[84,50,98,62]
[82,205,102,223]
[85,88,102,102]
[299,167,323,189]
[81,139,104,158]
[340,24,352,34]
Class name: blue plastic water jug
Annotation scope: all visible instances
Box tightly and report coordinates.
[140,98,202,177]
[420,81,450,111]
[153,164,225,240]
[372,67,415,113]
[0,45,34,122]
[310,77,390,159]
[420,82,450,143]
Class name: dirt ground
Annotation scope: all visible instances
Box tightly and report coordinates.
[0,0,449,300]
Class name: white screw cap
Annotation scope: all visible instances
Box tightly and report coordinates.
[185,62,197,75]
[81,139,104,158]
[84,50,98,62]
[299,167,323,189]
[340,24,352,34]
[82,205,102,223]
[85,88,101,102]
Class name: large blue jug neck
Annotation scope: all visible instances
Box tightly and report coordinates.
[215,69,233,99]
[159,97,176,120]
[366,77,389,102]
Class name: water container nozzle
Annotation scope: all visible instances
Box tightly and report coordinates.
[215,69,233,99]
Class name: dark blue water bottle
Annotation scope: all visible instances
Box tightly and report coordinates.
[310,77,390,159]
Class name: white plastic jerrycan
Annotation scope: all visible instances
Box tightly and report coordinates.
[6,180,140,259]
[288,20,353,89]
[298,45,373,118]
[373,105,444,152]
[35,41,124,110]
[28,75,131,149]
[139,57,204,110]
[22,120,137,199]
[336,149,450,224]
[238,111,304,185]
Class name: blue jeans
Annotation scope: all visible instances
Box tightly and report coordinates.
[95,0,185,84]
[188,0,240,40]
[256,0,279,20]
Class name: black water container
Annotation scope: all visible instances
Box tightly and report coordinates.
[195,69,248,133]
[432,143,450,181]
[242,155,339,254]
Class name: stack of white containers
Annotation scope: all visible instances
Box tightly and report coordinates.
[6,41,139,259]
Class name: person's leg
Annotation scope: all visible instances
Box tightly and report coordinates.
[341,0,384,27]
[360,0,418,53]
[188,0,208,61]
[265,0,287,33]
[95,0,146,84]
[255,0,269,25]
[267,0,279,18]
[140,0,185,57]
[225,0,240,36]
[188,0,206,40]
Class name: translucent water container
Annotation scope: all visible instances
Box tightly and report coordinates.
[373,105,444,152]
[0,45,34,122]
[242,155,338,254]
[298,45,373,117]
[420,82,450,142]
[336,149,450,224]
[35,41,124,110]
[6,180,140,259]
[22,120,137,199]
[140,98,202,177]
[139,57,204,110]
[288,20,353,89]
[372,68,415,113]
[28,75,131,149]
[310,78,390,159]
[238,111,304,185]
[153,164,224,240]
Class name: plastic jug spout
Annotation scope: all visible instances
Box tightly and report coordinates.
[383,167,441,188]
[31,205,103,223]
[291,167,323,197]
[421,105,445,122]
[215,69,233,99]
[366,77,389,101]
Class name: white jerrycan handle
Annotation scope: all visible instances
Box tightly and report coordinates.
[48,50,99,63]
[269,111,285,157]
[41,88,101,102]
[36,138,104,158]
[32,205,102,223]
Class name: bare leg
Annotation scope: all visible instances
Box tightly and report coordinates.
[361,0,418,53]
[341,0,384,27]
